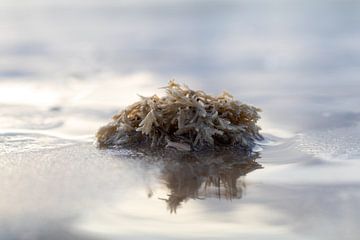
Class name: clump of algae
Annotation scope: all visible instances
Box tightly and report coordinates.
[96,81,262,152]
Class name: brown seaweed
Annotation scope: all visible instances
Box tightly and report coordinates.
[96,81,262,151]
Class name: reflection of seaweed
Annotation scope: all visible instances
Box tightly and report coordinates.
[157,151,262,213]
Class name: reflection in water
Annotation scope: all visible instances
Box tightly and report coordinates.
[152,151,262,213]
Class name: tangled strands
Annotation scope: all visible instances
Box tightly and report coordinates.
[96,81,262,152]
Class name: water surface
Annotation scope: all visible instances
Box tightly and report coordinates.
[1,1,360,239]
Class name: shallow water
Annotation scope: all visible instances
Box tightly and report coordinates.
[1,1,360,239]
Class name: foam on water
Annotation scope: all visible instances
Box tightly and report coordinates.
[295,125,360,162]
[0,132,76,155]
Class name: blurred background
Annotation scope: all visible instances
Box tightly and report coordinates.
[1,0,360,135]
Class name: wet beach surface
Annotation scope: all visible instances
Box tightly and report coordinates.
[1,1,360,239]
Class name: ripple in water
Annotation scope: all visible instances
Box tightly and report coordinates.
[0,133,76,155]
[295,125,360,161]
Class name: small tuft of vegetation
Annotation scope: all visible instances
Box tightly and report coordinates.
[96,81,262,151]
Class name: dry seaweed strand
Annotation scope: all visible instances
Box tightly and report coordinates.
[96,81,262,151]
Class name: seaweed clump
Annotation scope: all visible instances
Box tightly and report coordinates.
[96,81,262,152]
